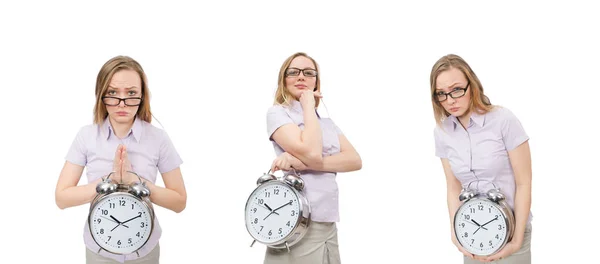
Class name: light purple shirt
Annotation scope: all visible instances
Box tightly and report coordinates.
[434,107,533,224]
[267,100,343,223]
[66,117,182,263]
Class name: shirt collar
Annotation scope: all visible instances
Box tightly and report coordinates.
[443,111,486,131]
[102,117,142,142]
[288,100,321,118]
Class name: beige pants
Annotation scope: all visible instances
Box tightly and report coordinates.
[86,244,160,264]
[264,221,340,264]
[464,225,532,264]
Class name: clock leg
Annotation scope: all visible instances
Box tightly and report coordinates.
[250,239,256,247]
[285,242,290,253]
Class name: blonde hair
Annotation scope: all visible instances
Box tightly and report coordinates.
[430,54,493,126]
[93,56,152,124]
[274,52,321,107]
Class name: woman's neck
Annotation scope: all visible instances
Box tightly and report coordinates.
[109,118,135,139]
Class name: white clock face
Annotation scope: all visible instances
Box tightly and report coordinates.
[245,182,302,244]
[89,193,153,254]
[454,199,509,256]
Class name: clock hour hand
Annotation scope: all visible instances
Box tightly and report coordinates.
[109,215,130,231]
[261,203,279,215]
[471,219,488,230]
[101,216,128,228]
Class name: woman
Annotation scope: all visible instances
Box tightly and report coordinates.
[55,55,187,264]
[265,52,362,264]
[432,54,532,263]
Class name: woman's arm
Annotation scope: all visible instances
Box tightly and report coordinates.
[309,134,361,172]
[55,161,101,209]
[482,141,531,262]
[143,167,187,213]
[441,158,474,259]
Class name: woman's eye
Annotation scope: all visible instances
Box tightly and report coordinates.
[107,90,116,95]
[128,91,137,96]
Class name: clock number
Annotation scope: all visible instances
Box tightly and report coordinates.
[286,221,290,227]
[265,192,270,198]
[291,210,295,216]
[464,215,470,220]
[252,208,257,213]
[258,199,264,205]
[260,226,264,232]
[495,215,499,219]
[117,240,121,245]
[120,200,126,206]
[268,230,272,236]
[460,223,465,228]
[138,212,142,217]
[108,236,111,241]
[495,234,500,239]
[289,200,293,205]
[97,218,101,224]
[274,189,279,195]
[136,232,140,237]
[498,224,502,230]
[489,208,492,213]
[132,204,134,210]
[128,238,132,244]
[102,210,108,215]
[110,203,115,209]
[284,192,287,198]
[254,218,258,224]
[489,240,492,246]
[141,222,145,228]
[480,242,483,248]
[278,228,282,234]
[470,239,474,244]
[100,229,104,234]
[478,205,484,211]
[470,208,475,213]
[464,232,468,238]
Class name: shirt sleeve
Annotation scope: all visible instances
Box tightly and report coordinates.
[158,130,183,174]
[434,126,447,158]
[500,108,529,151]
[65,127,87,166]
[266,105,294,140]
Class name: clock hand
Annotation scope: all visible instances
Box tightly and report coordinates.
[258,204,279,215]
[263,201,292,221]
[110,223,120,232]
[121,214,142,225]
[108,215,129,231]
[264,203,274,211]
[271,201,293,213]
[471,219,488,230]
[101,216,129,228]
[479,216,499,229]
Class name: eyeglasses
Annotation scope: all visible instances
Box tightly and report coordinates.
[285,67,318,77]
[434,82,470,102]
[102,96,142,106]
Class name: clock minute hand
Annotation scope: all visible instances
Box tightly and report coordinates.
[479,216,499,229]
[121,215,142,225]
[471,219,488,230]
[271,201,293,213]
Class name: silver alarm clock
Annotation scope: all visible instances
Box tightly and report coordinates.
[88,171,155,256]
[245,169,311,252]
[454,179,515,256]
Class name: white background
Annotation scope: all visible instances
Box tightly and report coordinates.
[1,1,598,263]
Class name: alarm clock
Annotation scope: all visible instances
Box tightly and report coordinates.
[88,171,154,256]
[454,179,515,256]
[245,169,310,252]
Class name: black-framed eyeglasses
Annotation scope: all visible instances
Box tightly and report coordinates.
[285,67,318,77]
[434,82,470,102]
[102,96,142,106]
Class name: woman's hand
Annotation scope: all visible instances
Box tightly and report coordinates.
[271,152,308,172]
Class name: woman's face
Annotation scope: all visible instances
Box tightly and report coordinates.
[103,69,142,125]
[435,67,471,118]
[285,56,317,99]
